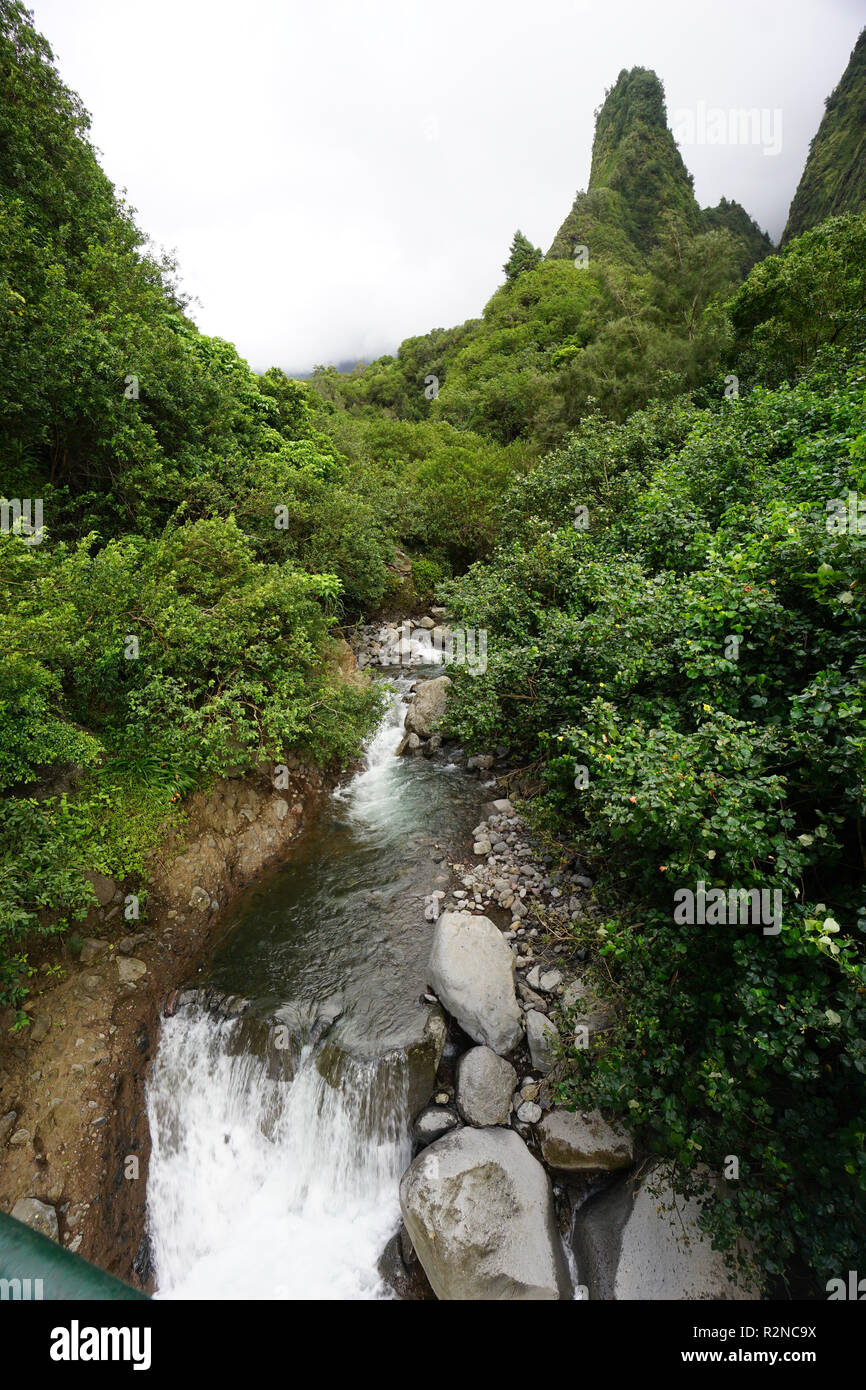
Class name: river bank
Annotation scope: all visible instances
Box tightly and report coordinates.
[0,743,336,1286]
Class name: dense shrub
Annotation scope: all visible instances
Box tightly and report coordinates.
[440,338,866,1288]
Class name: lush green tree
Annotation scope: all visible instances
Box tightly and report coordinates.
[502,229,542,281]
[729,213,866,385]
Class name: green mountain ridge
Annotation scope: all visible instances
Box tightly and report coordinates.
[783,27,866,244]
[321,63,774,445]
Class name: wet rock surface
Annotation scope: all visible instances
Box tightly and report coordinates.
[537,1108,635,1173]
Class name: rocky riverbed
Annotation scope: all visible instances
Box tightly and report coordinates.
[357,614,760,1301]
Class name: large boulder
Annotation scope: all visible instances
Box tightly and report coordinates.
[427,912,522,1055]
[405,676,452,738]
[573,1164,761,1300]
[405,1008,449,1114]
[538,1108,634,1173]
[400,1127,573,1300]
[456,1047,517,1126]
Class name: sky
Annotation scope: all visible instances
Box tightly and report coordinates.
[27,0,865,375]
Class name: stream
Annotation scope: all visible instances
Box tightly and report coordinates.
[144,659,489,1299]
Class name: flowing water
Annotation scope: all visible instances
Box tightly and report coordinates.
[145,659,489,1299]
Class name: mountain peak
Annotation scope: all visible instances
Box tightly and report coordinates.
[547,65,770,269]
[589,66,671,187]
[548,66,698,259]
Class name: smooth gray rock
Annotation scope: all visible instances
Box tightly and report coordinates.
[456,1047,517,1126]
[413,1106,461,1147]
[525,1010,559,1073]
[573,1164,761,1301]
[11,1198,59,1242]
[405,676,452,738]
[427,913,522,1055]
[404,1008,449,1115]
[538,1108,634,1172]
[539,970,563,993]
[516,1101,542,1124]
[399,1126,573,1300]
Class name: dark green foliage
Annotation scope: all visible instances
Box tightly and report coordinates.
[438,240,866,1286]
[701,197,773,277]
[0,799,95,1016]
[729,214,866,386]
[586,67,700,251]
[783,28,866,244]
[309,321,478,422]
[545,185,642,268]
[324,65,767,448]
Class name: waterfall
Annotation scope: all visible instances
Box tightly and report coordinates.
[146,1008,410,1299]
[145,679,425,1300]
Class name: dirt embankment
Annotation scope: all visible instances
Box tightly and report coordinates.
[0,639,367,1289]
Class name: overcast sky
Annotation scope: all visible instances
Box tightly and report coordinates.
[28,0,864,375]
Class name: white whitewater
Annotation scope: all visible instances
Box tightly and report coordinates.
[146,679,420,1300]
[146,1013,410,1300]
